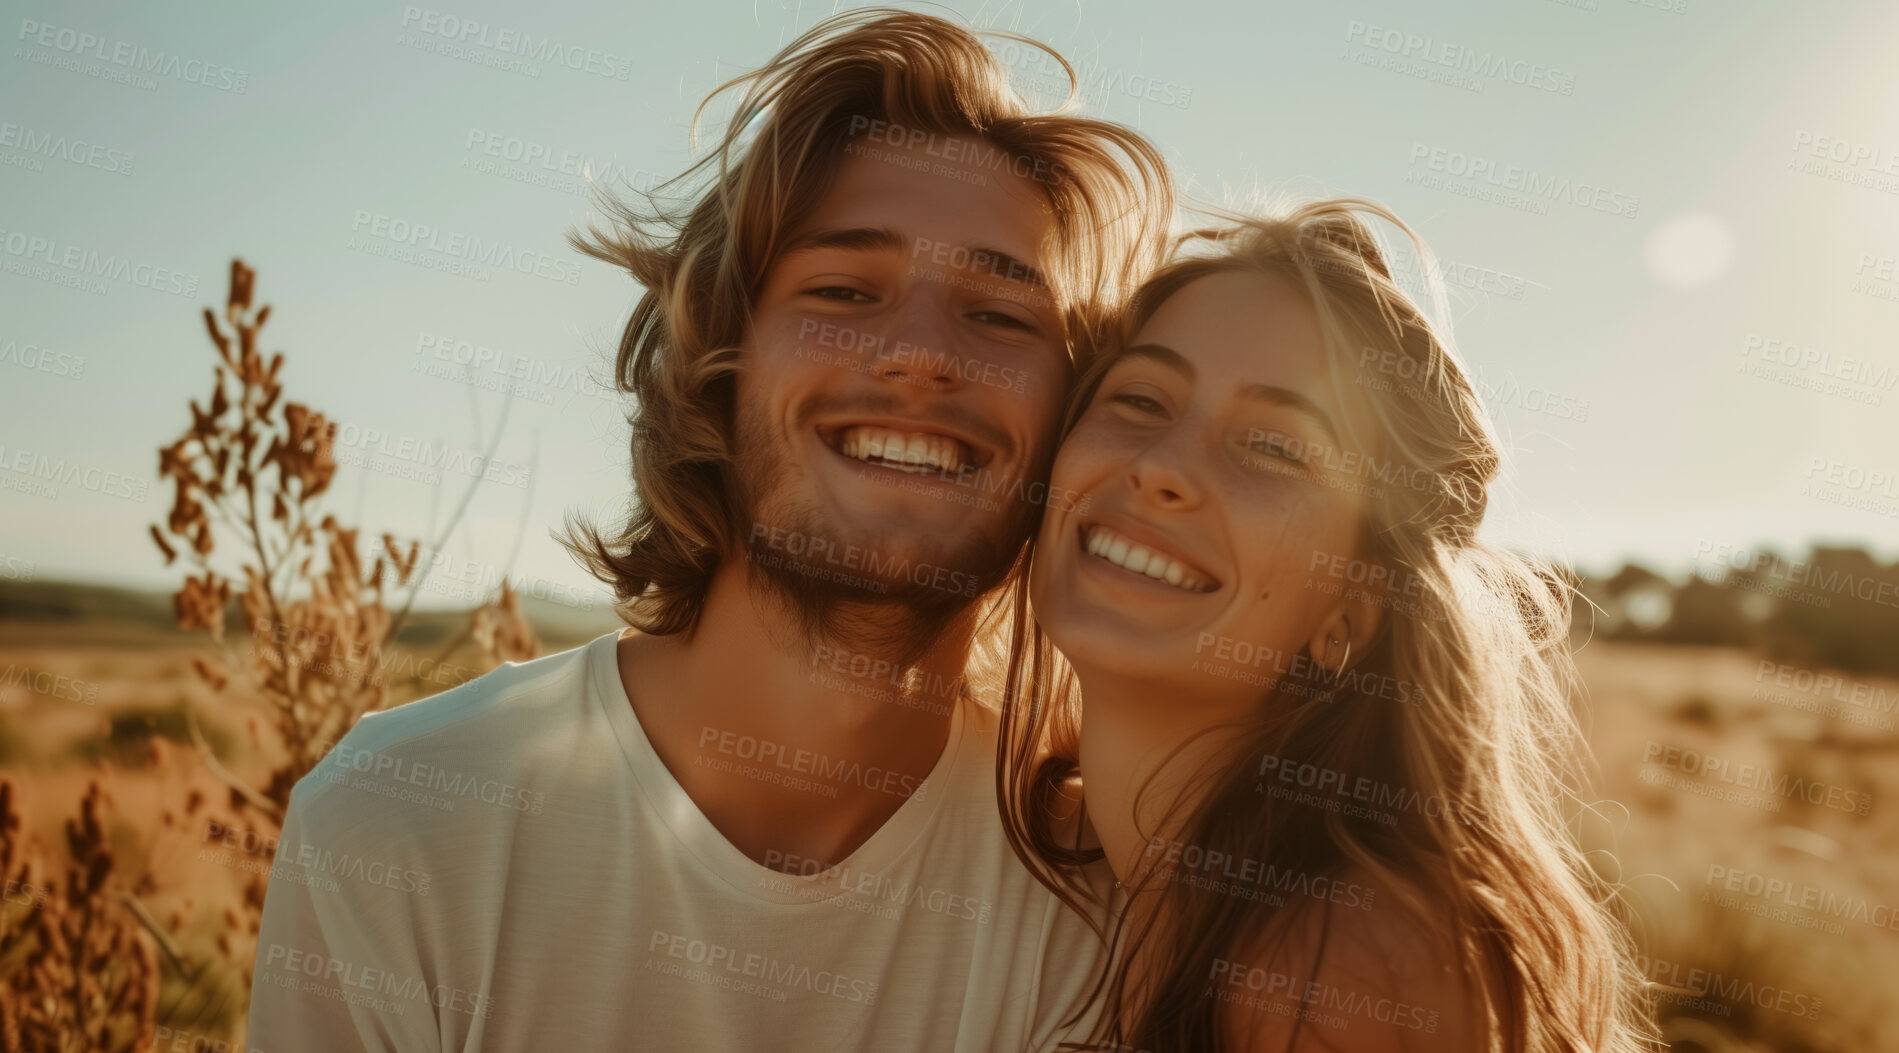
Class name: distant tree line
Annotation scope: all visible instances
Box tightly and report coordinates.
[1576,545,1899,677]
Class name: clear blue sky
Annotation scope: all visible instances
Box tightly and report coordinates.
[3,0,1896,606]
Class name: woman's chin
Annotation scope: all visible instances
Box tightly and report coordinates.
[1039,595,1192,681]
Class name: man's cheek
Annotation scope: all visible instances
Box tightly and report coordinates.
[736,329,820,403]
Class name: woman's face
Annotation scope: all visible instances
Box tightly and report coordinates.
[1030,270,1380,689]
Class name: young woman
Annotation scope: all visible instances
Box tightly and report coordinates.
[997,199,1658,1052]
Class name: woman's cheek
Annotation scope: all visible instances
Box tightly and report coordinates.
[1054,416,1132,485]
[1232,490,1338,581]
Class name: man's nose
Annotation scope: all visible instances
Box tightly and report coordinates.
[870,290,962,392]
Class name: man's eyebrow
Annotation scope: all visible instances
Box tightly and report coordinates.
[780,226,910,257]
[780,227,1050,292]
[964,248,1050,292]
[1117,343,1344,445]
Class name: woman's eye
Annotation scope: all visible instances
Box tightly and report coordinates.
[1108,392,1166,415]
[1244,431,1311,468]
[806,286,873,303]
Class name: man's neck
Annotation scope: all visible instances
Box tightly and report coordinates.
[618,562,972,872]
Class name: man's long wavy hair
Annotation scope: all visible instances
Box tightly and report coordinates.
[556,9,1172,634]
[997,199,1660,1052]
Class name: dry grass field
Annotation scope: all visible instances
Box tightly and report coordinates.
[0,600,617,1047]
[1,602,1893,1050]
[1572,640,1899,1051]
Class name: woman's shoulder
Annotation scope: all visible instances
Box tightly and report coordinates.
[1215,866,1482,1053]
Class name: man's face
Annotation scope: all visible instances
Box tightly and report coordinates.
[733,131,1069,613]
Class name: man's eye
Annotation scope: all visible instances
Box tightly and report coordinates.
[970,310,1035,332]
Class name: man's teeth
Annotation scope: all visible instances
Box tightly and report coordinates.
[1084,525,1211,592]
[838,426,968,474]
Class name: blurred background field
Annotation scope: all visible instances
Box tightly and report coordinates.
[0,578,619,1046]
[1574,639,1899,1052]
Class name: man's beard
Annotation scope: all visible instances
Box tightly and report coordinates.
[729,400,1037,668]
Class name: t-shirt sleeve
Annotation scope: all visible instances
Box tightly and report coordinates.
[245,766,443,1053]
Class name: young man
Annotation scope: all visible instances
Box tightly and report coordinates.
[247,10,1171,1050]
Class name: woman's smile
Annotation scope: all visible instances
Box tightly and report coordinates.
[1074,518,1221,594]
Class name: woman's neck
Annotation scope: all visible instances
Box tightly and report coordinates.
[1070,662,1260,1035]
[1071,663,1259,889]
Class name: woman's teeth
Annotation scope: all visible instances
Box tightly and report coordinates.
[1083,524,1212,592]
[838,426,969,474]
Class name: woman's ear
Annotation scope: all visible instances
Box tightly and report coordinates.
[1305,616,1351,677]
[1306,586,1385,677]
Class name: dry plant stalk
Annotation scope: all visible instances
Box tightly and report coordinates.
[152,258,540,804]
[0,780,156,1053]
[137,258,539,992]
[0,257,546,1050]
[153,257,405,808]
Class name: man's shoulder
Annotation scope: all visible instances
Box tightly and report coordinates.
[285,631,616,822]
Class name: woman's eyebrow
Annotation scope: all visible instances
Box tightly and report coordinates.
[1118,343,1343,446]
[1119,343,1193,377]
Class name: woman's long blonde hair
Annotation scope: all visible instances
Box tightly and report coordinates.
[997,198,1659,1052]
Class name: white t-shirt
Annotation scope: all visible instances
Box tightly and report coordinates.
[246,629,1108,1051]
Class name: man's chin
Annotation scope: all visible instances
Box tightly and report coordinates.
[740,506,1017,653]
[745,521,1000,599]
[825,489,981,540]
